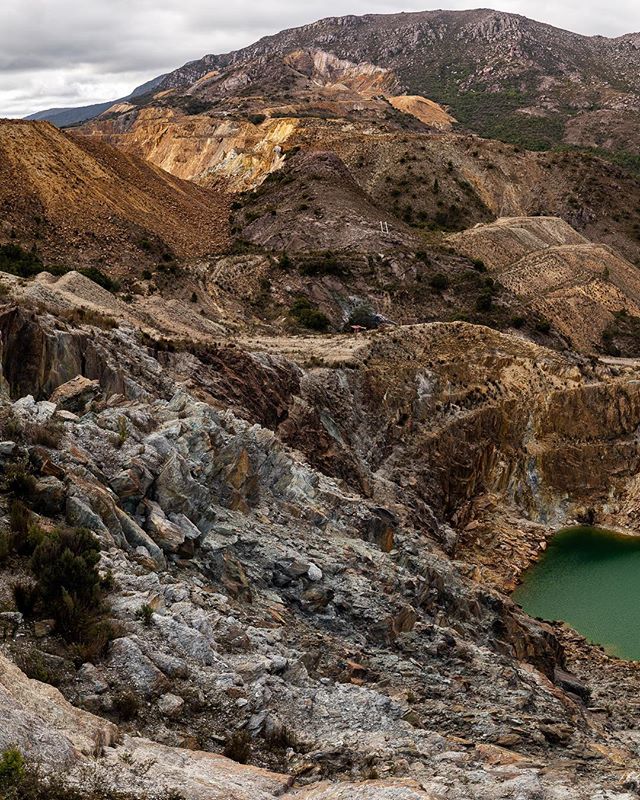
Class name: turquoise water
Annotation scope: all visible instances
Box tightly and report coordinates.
[513,526,640,660]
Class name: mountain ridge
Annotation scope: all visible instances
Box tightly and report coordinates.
[26,8,640,156]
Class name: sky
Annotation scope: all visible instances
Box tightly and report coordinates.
[1,0,639,118]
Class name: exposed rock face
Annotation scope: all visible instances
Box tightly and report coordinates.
[1,297,640,798]
[153,8,640,153]
[0,651,118,765]
[237,150,418,253]
[450,217,640,351]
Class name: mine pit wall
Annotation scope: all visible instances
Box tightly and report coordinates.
[434,379,640,528]
[280,362,640,536]
[0,306,157,402]
[3,303,640,539]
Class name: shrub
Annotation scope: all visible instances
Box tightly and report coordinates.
[475,292,494,312]
[535,319,552,334]
[0,532,12,564]
[16,523,45,558]
[223,731,251,764]
[511,315,526,329]
[298,251,343,277]
[9,499,30,536]
[279,252,292,271]
[136,603,155,626]
[248,113,266,125]
[345,305,380,330]
[13,581,39,616]
[471,259,487,272]
[0,748,25,786]
[117,416,128,448]
[112,690,140,721]
[30,527,102,641]
[70,619,123,664]
[289,298,330,332]
[429,273,449,292]
[5,464,37,499]
[0,245,43,278]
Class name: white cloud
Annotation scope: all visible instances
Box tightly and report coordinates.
[1,0,638,117]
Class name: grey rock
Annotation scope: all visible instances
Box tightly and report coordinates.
[108,637,168,698]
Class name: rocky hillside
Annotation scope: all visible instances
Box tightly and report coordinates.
[5,9,640,800]
[0,121,230,274]
[154,9,640,155]
[2,270,640,799]
[450,217,640,350]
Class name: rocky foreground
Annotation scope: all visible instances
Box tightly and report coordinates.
[0,277,640,799]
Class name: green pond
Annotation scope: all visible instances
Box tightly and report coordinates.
[513,526,640,660]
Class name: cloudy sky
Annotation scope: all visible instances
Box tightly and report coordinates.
[1,0,638,118]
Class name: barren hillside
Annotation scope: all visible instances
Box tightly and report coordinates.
[0,120,230,274]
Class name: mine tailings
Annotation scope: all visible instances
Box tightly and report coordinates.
[514,525,640,659]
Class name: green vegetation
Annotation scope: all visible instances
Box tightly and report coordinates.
[0,245,43,277]
[30,527,103,641]
[136,603,155,626]
[345,304,380,330]
[0,244,119,291]
[0,749,24,786]
[297,250,345,277]
[429,273,449,292]
[552,144,640,177]
[0,747,185,799]
[475,291,494,312]
[289,297,330,331]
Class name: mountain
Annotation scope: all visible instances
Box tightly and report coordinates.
[0,120,229,273]
[32,9,640,156]
[24,73,166,128]
[153,9,640,154]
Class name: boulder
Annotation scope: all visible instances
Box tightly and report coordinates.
[50,376,101,413]
[33,476,66,515]
[144,500,186,554]
[108,637,168,698]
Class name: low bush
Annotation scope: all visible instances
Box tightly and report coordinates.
[0,748,24,786]
[345,304,380,330]
[429,273,449,292]
[475,291,494,312]
[298,251,344,277]
[112,690,140,722]
[0,245,43,278]
[13,581,39,616]
[136,603,155,626]
[289,298,330,332]
[5,464,37,499]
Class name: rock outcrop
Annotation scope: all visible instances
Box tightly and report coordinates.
[450,217,640,351]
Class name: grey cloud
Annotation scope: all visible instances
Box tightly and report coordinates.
[1,0,638,117]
